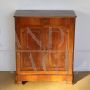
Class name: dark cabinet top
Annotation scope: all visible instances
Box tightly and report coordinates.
[14,10,76,17]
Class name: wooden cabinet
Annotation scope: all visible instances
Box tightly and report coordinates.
[14,10,76,84]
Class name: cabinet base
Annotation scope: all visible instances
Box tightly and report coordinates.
[16,74,73,84]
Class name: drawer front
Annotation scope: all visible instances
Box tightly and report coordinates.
[15,17,74,27]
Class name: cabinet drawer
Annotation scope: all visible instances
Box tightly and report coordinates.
[15,17,74,27]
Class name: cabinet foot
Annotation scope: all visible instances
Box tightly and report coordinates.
[22,81,28,84]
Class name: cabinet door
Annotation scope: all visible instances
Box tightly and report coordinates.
[45,26,69,71]
[17,26,48,71]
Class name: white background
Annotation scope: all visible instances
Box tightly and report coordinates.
[0,0,90,71]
